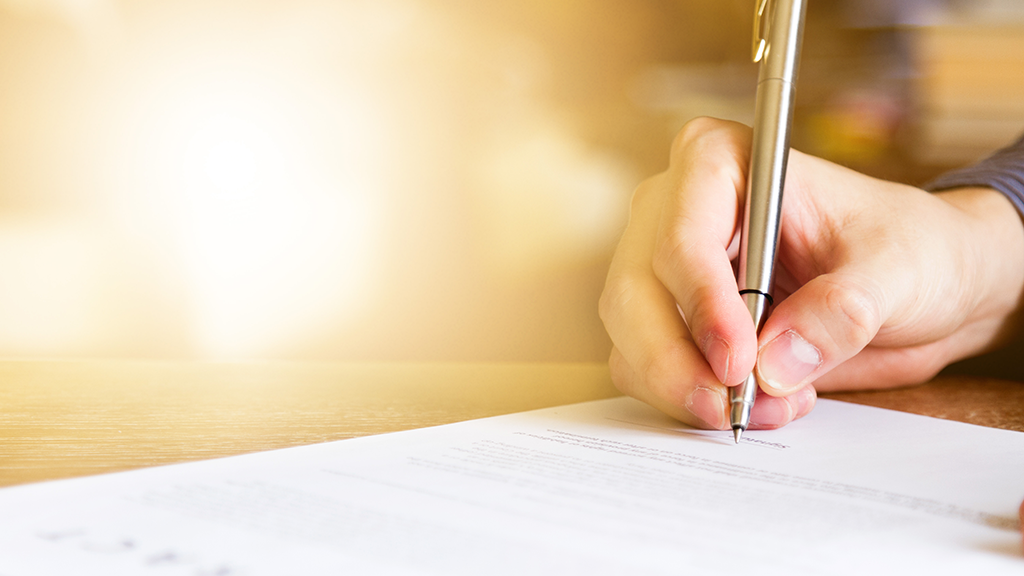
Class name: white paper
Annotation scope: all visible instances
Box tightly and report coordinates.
[0,397,1022,575]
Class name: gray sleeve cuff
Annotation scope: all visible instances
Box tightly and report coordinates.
[924,133,1024,218]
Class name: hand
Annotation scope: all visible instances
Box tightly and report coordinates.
[599,117,1024,430]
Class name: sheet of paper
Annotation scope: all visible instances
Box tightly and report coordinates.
[1,397,1022,575]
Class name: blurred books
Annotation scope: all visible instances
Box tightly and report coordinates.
[912,21,1024,165]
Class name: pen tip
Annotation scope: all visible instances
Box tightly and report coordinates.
[733,427,743,444]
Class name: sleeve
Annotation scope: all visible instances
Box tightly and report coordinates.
[923,133,1024,217]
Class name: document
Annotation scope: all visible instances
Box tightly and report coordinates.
[0,397,1022,575]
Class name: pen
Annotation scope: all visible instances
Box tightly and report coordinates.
[731,0,807,444]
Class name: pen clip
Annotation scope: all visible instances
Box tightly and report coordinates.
[752,0,772,62]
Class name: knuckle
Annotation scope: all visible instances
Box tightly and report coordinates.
[650,226,712,309]
[652,215,708,286]
[599,273,651,332]
[670,116,722,159]
[634,346,682,402]
[627,179,653,214]
[625,175,665,226]
[651,231,685,283]
[607,349,632,394]
[598,276,631,326]
[823,281,881,349]
[669,117,750,166]
[610,345,689,409]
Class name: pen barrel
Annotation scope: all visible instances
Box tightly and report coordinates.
[738,77,792,296]
[729,291,769,429]
[738,0,806,299]
[757,0,806,84]
[731,0,805,434]
[730,372,758,430]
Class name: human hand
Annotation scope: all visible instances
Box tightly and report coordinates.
[599,117,1024,430]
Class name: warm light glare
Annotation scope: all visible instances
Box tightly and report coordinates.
[475,121,633,278]
[123,68,383,356]
[0,219,101,353]
[0,0,639,361]
[194,130,260,193]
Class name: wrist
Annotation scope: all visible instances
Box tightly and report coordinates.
[936,187,1024,349]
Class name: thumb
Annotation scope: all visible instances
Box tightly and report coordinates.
[755,272,886,396]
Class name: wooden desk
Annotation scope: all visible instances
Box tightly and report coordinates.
[1,361,1021,488]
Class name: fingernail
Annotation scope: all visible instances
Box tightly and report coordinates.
[748,395,795,429]
[795,385,817,418]
[758,330,821,393]
[701,335,731,384]
[685,386,727,430]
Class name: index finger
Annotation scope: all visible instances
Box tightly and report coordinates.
[600,174,729,429]
[652,119,759,387]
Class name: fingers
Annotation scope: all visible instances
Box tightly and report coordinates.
[608,346,814,430]
[601,222,730,430]
[652,119,759,386]
[750,154,997,395]
[601,117,822,429]
[609,345,727,429]
[601,118,768,428]
[602,224,809,430]
[755,272,886,396]
[750,151,926,395]
[812,342,949,392]
[608,114,1024,421]
[749,385,816,430]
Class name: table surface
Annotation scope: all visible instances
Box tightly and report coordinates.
[1,360,1022,488]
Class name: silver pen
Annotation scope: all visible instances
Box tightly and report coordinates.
[731,0,807,444]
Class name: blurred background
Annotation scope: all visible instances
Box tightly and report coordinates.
[0,0,1022,363]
